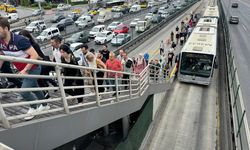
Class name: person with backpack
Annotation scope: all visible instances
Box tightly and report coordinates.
[170,31,174,42]
[176,32,180,44]
[159,40,164,55]
[122,52,134,89]
[134,53,146,74]
[168,50,175,67]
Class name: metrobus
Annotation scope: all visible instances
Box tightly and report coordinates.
[203,5,219,19]
[178,25,217,85]
[196,17,218,28]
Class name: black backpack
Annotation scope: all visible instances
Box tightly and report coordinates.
[125,59,133,68]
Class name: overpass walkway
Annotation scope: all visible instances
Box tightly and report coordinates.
[0,55,173,150]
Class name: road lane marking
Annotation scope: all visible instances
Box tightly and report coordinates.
[242,24,247,32]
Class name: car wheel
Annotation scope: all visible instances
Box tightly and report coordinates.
[104,40,107,43]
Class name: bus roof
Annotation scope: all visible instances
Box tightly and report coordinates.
[203,5,219,18]
[196,17,218,28]
[181,26,217,56]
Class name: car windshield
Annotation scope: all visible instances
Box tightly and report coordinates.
[53,16,59,20]
[116,26,123,30]
[110,22,118,26]
[116,34,124,39]
[40,31,48,36]
[91,27,100,32]
[133,19,139,22]
[28,22,36,27]
[180,52,214,77]
[77,18,84,21]
[71,33,81,39]
[137,22,144,26]
[59,19,65,23]
[97,32,106,37]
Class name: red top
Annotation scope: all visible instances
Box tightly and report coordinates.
[106,58,122,78]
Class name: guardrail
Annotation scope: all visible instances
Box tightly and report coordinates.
[113,0,198,55]
[218,0,250,149]
[0,55,170,129]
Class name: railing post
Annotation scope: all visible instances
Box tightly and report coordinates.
[0,101,10,128]
[231,68,237,88]
[148,66,150,84]
[93,70,100,106]
[139,75,141,96]
[129,74,132,99]
[55,65,69,114]
[154,65,156,83]
[115,73,119,102]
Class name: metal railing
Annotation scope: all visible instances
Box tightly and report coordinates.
[0,55,170,129]
[218,0,250,149]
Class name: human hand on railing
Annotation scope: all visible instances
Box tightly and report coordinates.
[19,69,28,75]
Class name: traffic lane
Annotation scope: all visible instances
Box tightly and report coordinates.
[226,5,250,123]
[129,0,205,58]
[41,9,154,56]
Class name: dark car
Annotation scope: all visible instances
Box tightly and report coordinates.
[151,14,163,23]
[68,12,80,21]
[66,31,90,43]
[232,2,238,8]
[150,7,158,14]
[32,9,45,16]
[229,16,239,24]
[51,15,65,23]
[52,18,74,31]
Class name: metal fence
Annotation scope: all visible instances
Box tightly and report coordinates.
[0,55,170,129]
[218,0,250,149]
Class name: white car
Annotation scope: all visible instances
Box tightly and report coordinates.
[5,13,19,22]
[145,13,154,20]
[57,3,71,11]
[107,21,122,31]
[70,43,83,65]
[130,18,140,28]
[89,25,106,38]
[94,31,114,44]
[161,12,169,18]
[36,27,60,41]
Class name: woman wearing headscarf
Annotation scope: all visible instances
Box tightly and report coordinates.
[60,43,84,103]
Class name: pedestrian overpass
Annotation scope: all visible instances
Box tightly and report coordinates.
[0,55,173,150]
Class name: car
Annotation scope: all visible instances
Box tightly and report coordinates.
[107,21,122,31]
[145,13,154,20]
[70,43,84,65]
[51,14,65,23]
[113,24,129,34]
[66,31,90,44]
[150,7,158,14]
[151,14,163,23]
[57,3,71,11]
[78,18,95,29]
[160,12,169,18]
[130,18,140,28]
[36,27,60,41]
[111,33,131,46]
[68,12,80,21]
[112,6,120,12]
[52,18,74,31]
[5,13,19,22]
[232,2,238,8]
[94,30,114,44]
[25,20,46,33]
[89,25,106,38]
[32,9,45,16]
[88,9,98,17]
[113,12,124,19]
[229,16,239,24]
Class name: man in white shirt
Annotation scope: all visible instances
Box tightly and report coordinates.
[117,49,124,61]
[50,36,62,63]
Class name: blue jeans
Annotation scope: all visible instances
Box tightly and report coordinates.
[20,65,45,109]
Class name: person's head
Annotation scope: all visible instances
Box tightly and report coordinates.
[122,52,127,60]
[161,40,163,43]
[150,59,154,63]
[60,43,72,58]
[0,17,10,40]
[51,36,62,49]
[139,53,143,59]
[155,59,158,63]
[86,53,95,62]
[109,52,115,61]
[19,30,35,44]
[103,44,108,51]
[80,44,88,54]
[90,48,95,55]
[97,50,103,59]
[119,49,124,55]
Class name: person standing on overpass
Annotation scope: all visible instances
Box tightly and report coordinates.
[0,17,49,120]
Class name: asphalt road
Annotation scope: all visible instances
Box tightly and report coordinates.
[128,0,218,149]
[221,0,250,127]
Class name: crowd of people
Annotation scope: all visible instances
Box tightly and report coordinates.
[0,14,195,120]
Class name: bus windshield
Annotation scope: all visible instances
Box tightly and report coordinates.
[180,52,214,77]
